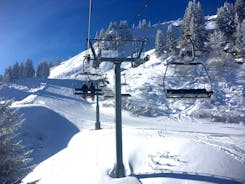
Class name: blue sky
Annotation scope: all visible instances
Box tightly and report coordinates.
[0,0,235,75]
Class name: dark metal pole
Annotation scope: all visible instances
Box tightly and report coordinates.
[95,83,100,130]
[114,62,125,178]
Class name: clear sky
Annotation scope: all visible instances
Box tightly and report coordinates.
[0,0,235,75]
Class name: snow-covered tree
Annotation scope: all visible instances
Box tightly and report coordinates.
[36,61,50,78]
[107,21,117,33]
[148,20,152,27]
[235,19,245,53]
[235,0,245,23]
[216,2,236,41]
[102,21,133,50]
[119,20,129,29]
[141,19,148,28]
[155,29,165,57]
[207,30,226,57]
[138,20,142,28]
[180,1,206,51]
[166,24,177,54]
[0,100,32,184]
[24,59,35,78]
[99,28,105,39]
[118,20,132,40]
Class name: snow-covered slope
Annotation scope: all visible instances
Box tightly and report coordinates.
[1,17,245,183]
[49,45,245,124]
[1,77,245,183]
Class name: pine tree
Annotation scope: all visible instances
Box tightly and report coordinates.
[19,63,25,79]
[55,59,61,66]
[235,19,245,53]
[3,68,11,83]
[208,30,226,57]
[99,28,105,39]
[11,61,20,80]
[235,0,245,23]
[216,2,236,41]
[0,101,32,184]
[0,75,3,83]
[107,21,117,33]
[119,20,129,29]
[118,20,132,40]
[148,21,152,27]
[49,61,53,68]
[138,20,142,28]
[166,24,176,54]
[155,29,165,57]
[181,1,194,38]
[24,59,35,78]
[141,19,148,28]
[36,61,50,78]
[180,1,206,51]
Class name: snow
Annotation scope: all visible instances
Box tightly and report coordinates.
[1,56,244,184]
[1,18,245,184]
[21,113,245,184]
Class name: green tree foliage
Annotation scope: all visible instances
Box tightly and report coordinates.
[0,101,32,184]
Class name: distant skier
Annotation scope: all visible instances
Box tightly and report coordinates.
[81,84,89,99]
[89,82,96,100]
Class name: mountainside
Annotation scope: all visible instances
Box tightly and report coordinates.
[1,17,245,183]
[1,74,245,184]
[49,37,245,124]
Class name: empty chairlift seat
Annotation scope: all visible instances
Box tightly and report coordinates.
[163,62,213,98]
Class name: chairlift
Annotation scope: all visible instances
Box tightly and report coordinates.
[163,62,213,98]
[121,73,131,97]
[163,35,213,98]
[74,71,106,100]
[74,82,102,100]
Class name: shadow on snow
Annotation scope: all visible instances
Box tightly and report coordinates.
[18,105,80,165]
[134,171,244,184]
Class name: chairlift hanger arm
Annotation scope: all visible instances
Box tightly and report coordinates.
[88,39,97,60]
[137,39,146,59]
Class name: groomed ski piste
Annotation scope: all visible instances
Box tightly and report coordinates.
[1,44,245,184]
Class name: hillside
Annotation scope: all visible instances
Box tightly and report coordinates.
[1,73,244,184]
[1,16,245,183]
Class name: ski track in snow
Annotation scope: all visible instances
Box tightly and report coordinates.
[195,135,245,164]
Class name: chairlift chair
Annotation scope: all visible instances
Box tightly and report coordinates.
[74,72,104,99]
[163,34,213,99]
[163,62,213,98]
[121,73,131,97]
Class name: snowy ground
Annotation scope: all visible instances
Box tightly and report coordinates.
[1,44,244,183]
[1,75,244,184]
